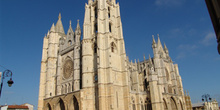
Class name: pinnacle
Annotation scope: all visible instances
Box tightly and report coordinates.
[58,13,61,20]
[50,23,55,32]
[55,13,65,34]
[149,54,153,66]
[157,34,162,47]
[164,43,168,50]
[69,20,72,26]
[152,35,156,44]
[75,20,81,32]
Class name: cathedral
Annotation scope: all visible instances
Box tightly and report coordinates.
[37,0,192,110]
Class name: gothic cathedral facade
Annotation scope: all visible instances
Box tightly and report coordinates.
[38,0,191,110]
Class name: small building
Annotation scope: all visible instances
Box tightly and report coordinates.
[0,105,28,110]
[0,104,33,110]
[20,103,33,110]
[192,99,219,110]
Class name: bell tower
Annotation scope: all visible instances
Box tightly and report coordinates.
[81,0,130,109]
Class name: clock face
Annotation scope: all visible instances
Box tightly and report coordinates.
[63,59,73,79]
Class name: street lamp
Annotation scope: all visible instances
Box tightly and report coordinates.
[202,94,212,110]
[0,69,14,98]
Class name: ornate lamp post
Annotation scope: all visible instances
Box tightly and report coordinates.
[202,94,212,110]
[0,69,14,98]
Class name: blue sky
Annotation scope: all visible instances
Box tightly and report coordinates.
[0,0,219,109]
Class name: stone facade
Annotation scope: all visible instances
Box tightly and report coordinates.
[37,0,191,110]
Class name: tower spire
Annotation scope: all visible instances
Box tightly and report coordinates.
[152,35,157,48]
[164,42,168,50]
[164,42,169,54]
[149,54,153,67]
[75,20,81,35]
[157,34,162,47]
[55,13,65,34]
[67,20,74,35]
[58,13,61,20]
[50,23,55,32]
[69,20,72,26]
[152,35,156,44]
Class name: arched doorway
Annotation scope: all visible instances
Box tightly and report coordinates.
[56,99,65,110]
[69,96,79,110]
[170,97,177,110]
[46,103,52,110]
[163,99,168,110]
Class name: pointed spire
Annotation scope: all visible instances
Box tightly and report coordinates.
[55,13,65,34]
[164,42,169,54]
[149,54,153,67]
[50,23,55,32]
[152,35,157,48]
[127,56,129,62]
[164,42,168,51]
[47,30,49,36]
[75,20,81,35]
[138,59,140,63]
[76,20,81,30]
[134,59,137,64]
[58,13,61,20]
[157,34,162,47]
[69,20,73,30]
[143,54,146,61]
[67,20,74,35]
[152,35,156,44]
[69,20,72,26]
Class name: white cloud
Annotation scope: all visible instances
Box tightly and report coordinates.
[200,32,216,46]
[178,44,198,51]
[176,52,186,59]
[176,44,198,59]
[155,0,185,7]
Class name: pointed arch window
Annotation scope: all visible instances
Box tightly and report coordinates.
[108,7,111,18]
[163,99,168,110]
[95,7,98,19]
[68,83,71,93]
[171,97,178,110]
[65,84,67,94]
[46,103,52,110]
[109,23,112,32]
[58,99,65,110]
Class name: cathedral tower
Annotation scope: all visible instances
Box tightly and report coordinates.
[81,0,129,109]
